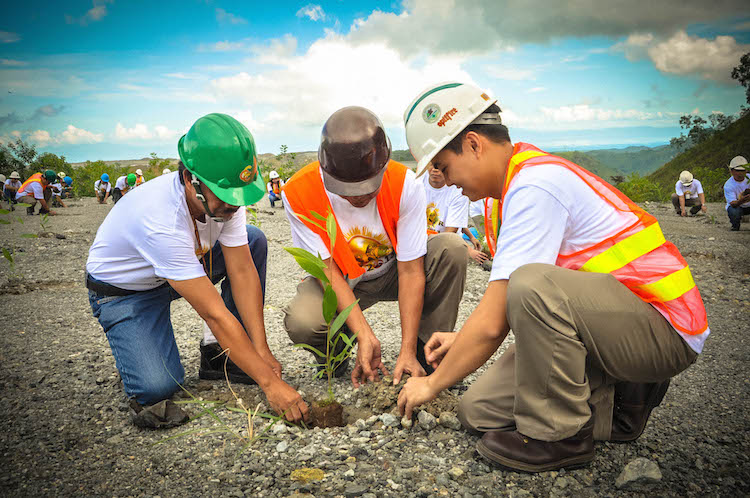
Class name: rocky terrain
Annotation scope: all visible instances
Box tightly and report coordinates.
[0,197,748,497]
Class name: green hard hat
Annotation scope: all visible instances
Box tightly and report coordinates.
[126,173,137,186]
[177,113,265,206]
[43,170,57,183]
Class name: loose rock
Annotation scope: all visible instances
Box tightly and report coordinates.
[615,458,663,489]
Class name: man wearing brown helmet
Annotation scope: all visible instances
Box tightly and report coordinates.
[282,106,467,387]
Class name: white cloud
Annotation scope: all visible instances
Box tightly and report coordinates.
[0,71,91,97]
[198,40,248,52]
[208,33,474,129]
[215,8,248,25]
[0,58,27,66]
[114,123,178,142]
[616,30,749,83]
[297,4,326,22]
[164,72,201,80]
[28,130,52,145]
[539,104,655,123]
[0,31,21,43]
[65,0,114,26]
[250,35,298,65]
[59,125,103,144]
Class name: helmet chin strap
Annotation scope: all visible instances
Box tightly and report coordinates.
[191,174,224,222]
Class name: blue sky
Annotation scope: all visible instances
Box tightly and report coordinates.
[1,0,748,162]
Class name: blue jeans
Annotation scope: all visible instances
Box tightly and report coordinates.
[88,224,268,405]
[727,205,750,230]
[268,192,280,207]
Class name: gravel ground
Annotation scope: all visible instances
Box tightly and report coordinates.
[0,197,748,497]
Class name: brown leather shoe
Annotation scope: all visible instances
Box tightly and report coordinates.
[476,416,595,472]
[610,379,670,442]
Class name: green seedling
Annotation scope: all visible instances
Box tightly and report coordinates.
[284,210,358,403]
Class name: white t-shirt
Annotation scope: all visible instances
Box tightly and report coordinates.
[87,172,248,291]
[4,179,21,190]
[94,180,111,194]
[723,177,750,210]
[469,199,486,218]
[51,182,62,197]
[16,180,44,200]
[489,163,709,353]
[423,175,469,233]
[282,166,427,283]
[674,179,703,199]
[267,179,285,195]
[115,176,129,190]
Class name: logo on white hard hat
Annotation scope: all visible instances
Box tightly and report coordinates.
[422,104,441,124]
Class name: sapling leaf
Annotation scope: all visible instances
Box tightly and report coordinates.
[296,213,325,231]
[0,219,10,225]
[311,211,328,222]
[326,212,337,250]
[322,284,337,323]
[0,209,9,215]
[21,233,38,238]
[329,299,359,336]
[16,203,31,208]
[284,247,329,283]
[293,343,326,358]
[284,247,327,269]
[2,248,12,262]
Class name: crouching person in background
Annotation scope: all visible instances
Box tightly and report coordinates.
[86,113,308,428]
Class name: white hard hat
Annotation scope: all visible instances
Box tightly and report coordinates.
[404,81,498,178]
[679,170,693,186]
[162,168,171,175]
[9,171,20,179]
[269,170,280,179]
[135,168,143,176]
[0,174,5,183]
[58,171,66,179]
[729,156,747,171]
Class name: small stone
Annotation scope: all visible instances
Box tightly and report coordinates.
[344,484,368,497]
[439,412,462,431]
[448,467,464,479]
[343,468,355,479]
[346,424,360,436]
[365,415,379,427]
[271,423,288,435]
[417,411,437,430]
[351,437,370,445]
[401,416,413,429]
[509,489,534,498]
[380,413,399,428]
[615,457,662,489]
[355,419,367,431]
[276,441,288,453]
[435,473,450,486]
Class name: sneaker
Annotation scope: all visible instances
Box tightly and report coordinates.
[199,341,257,385]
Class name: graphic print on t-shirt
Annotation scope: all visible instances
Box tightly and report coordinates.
[426,202,442,231]
[344,226,394,271]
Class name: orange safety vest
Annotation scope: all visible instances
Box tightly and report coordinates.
[283,161,407,279]
[135,175,144,186]
[271,181,281,195]
[17,172,44,196]
[495,142,708,336]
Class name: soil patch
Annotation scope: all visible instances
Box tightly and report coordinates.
[310,399,345,428]
[0,278,78,295]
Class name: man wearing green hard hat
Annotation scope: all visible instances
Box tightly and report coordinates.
[112,173,137,204]
[16,169,58,216]
[86,113,308,427]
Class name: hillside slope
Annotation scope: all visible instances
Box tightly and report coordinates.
[554,150,619,180]
[648,113,750,200]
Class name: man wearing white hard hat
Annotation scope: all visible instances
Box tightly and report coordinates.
[4,171,22,208]
[671,170,706,216]
[162,168,171,175]
[266,170,284,207]
[724,155,750,231]
[397,82,709,473]
[134,168,145,187]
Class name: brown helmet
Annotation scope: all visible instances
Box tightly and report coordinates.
[319,106,391,196]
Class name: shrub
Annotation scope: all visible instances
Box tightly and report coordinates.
[617,173,666,202]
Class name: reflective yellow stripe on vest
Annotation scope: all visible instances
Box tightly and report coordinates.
[580,222,665,274]
[637,266,696,303]
[504,150,548,193]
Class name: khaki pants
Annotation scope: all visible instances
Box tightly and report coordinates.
[671,193,701,215]
[18,191,51,212]
[283,233,467,349]
[457,263,697,441]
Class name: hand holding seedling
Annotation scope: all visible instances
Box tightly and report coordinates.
[266,379,309,423]
[352,333,389,388]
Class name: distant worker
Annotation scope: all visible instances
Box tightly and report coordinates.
[50,172,68,208]
[162,168,172,175]
[112,173,136,204]
[671,170,706,216]
[4,171,22,209]
[134,168,145,186]
[423,164,488,265]
[282,106,467,386]
[398,82,709,473]
[95,174,112,204]
[86,113,307,427]
[724,156,750,231]
[267,170,284,207]
[61,176,73,199]
[0,174,5,202]
[16,169,57,215]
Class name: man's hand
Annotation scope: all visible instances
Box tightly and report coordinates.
[257,348,282,379]
[398,376,439,420]
[680,207,687,217]
[470,237,482,251]
[392,353,426,385]
[468,247,489,264]
[701,204,707,213]
[424,332,457,370]
[352,334,389,388]
[264,379,309,423]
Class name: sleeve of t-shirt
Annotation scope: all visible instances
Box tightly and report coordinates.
[694,180,703,195]
[724,182,736,204]
[267,182,272,193]
[281,191,331,259]
[675,182,684,196]
[29,181,44,200]
[444,190,469,229]
[395,171,428,261]
[138,221,207,282]
[217,208,249,247]
[489,185,568,282]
